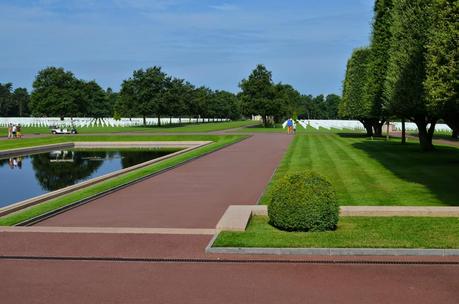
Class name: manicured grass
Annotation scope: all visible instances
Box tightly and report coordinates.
[214,215,459,249]
[260,132,459,206]
[0,134,229,151]
[240,125,364,134]
[0,120,257,136]
[0,134,246,226]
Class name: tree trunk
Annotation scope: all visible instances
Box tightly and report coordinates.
[401,118,406,144]
[360,120,373,137]
[157,115,161,127]
[262,115,268,128]
[169,117,172,125]
[372,119,385,137]
[19,100,23,117]
[143,115,146,126]
[444,116,459,139]
[415,119,436,151]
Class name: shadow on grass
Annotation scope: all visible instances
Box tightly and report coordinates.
[337,132,372,138]
[245,124,277,129]
[352,140,459,206]
[131,123,198,129]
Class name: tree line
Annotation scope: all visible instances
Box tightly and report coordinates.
[239,64,341,126]
[0,83,30,117]
[340,0,458,150]
[0,65,341,126]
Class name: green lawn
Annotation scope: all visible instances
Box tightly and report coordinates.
[260,132,459,206]
[0,134,232,151]
[214,216,459,249]
[0,134,246,225]
[240,124,364,134]
[0,120,257,136]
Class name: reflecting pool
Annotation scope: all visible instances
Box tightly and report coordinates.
[0,148,176,208]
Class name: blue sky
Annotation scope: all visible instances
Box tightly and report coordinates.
[0,0,374,95]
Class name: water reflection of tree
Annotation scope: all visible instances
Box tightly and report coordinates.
[120,150,170,168]
[0,158,8,167]
[32,151,105,191]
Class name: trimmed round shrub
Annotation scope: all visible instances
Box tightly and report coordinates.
[268,171,339,232]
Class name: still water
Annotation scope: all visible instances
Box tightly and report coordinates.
[0,149,174,208]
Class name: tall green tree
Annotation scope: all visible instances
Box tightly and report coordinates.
[213,90,241,120]
[13,87,30,117]
[424,0,459,138]
[30,67,83,118]
[341,47,374,136]
[0,83,14,116]
[0,83,29,117]
[105,88,119,119]
[163,78,193,123]
[324,94,341,119]
[366,0,394,136]
[119,67,168,126]
[191,86,213,122]
[239,64,276,127]
[82,80,111,119]
[272,83,301,122]
[384,0,437,151]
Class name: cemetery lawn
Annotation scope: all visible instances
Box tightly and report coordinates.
[213,216,459,249]
[0,120,257,136]
[260,132,459,206]
[0,134,239,151]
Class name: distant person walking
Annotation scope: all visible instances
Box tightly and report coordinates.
[7,124,12,139]
[16,124,22,138]
[12,124,17,138]
[287,118,294,135]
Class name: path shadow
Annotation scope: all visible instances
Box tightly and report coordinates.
[351,140,459,206]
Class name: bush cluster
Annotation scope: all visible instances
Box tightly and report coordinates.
[268,171,339,232]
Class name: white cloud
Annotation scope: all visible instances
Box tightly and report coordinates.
[209,3,238,11]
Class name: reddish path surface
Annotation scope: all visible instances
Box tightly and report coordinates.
[35,134,292,228]
[1,259,458,304]
[2,133,459,303]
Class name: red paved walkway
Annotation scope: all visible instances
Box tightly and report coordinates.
[35,134,292,228]
[1,259,458,304]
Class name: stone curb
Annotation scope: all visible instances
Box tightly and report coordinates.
[206,246,459,257]
[0,226,216,235]
[0,143,74,158]
[215,205,459,233]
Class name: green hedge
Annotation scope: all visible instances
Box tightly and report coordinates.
[268,171,339,232]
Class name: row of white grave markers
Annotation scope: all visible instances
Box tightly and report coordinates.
[0,117,228,128]
[283,119,452,133]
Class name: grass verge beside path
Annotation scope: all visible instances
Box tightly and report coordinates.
[0,134,229,151]
[0,120,258,136]
[260,132,459,206]
[214,216,459,249]
[0,134,246,226]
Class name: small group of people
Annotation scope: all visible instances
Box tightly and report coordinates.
[7,157,23,169]
[7,123,22,139]
[286,118,297,135]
